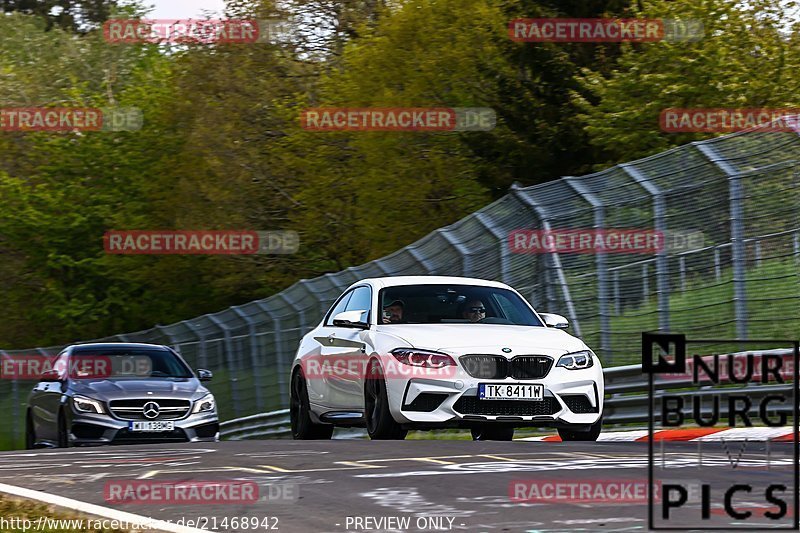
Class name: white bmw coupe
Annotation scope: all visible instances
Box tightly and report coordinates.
[289,276,603,441]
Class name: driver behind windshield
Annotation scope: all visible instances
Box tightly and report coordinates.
[382,300,405,323]
[462,299,486,322]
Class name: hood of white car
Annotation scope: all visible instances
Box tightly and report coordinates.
[375,324,588,356]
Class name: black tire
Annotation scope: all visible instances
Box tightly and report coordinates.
[290,369,334,440]
[57,409,70,448]
[25,411,36,450]
[364,360,407,440]
[558,416,602,442]
[471,425,515,441]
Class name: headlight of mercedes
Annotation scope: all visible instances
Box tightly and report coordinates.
[192,393,216,414]
[72,395,105,414]
[556,350,594,370]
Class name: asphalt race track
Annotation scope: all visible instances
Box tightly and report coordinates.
[0,440,796,532]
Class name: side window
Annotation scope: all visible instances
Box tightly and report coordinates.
[494,293,525,324]
[344,286,372,319]
[324,291,353,326]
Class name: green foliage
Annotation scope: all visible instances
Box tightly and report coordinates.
[1,0,799,348]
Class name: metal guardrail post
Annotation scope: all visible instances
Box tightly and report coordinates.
[1,350,19,447]
[206,315,242,417]
[407,246,436,275]
[696,143,747,339]
[509,186,581,337]
[436,227,472,276]
[154,325,178,351]
[231,306,265,411]
[621,163,670,332]
[255,302,289,408]
[565,177,610,355]
[642,264,649,299]
[473,212,510,283]
[679,257,687,291]
[183,321,208,374]
[278,292,307,337]
[754,240,762,268]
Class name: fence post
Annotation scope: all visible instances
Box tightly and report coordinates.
[1,350,19,448]
[642,264,649,299]
[183,321,208,374]
[474,212,510,283]
[696,142,747,339]
[754,240,762,268]
[621,163,670,332]
[436,227,472,276]
[564,177,610,358]
[714,248,722,281]
[206,315,241,418]
[794,233,800,266]
[407,246,436,275]
[255,302,289,408]
[230,306,265,411]
[679,256,687,292]
[509,186,582,338]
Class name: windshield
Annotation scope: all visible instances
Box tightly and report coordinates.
[69,348,194,379]
[378,284,544,326]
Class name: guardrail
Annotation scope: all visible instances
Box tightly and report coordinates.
[220,409,291,440]
[220,351,795,439]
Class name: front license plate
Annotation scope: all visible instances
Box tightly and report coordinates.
[129,421,175,432]
[479,383,543,401]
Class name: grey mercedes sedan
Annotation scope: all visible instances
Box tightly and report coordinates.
[25,343,219,447]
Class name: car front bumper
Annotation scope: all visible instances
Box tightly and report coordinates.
[386,362,604,428]
[66,410,220,446]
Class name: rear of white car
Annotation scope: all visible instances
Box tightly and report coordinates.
[290,276,603,441]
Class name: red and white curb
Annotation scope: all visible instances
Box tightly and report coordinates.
[518,427,797,442]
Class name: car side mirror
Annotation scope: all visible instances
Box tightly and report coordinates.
[197,369,213,382]
[40,369,63,382]
[332,310,369,329]
[540,313,569,329]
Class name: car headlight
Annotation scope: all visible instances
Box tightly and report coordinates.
[556,350,594,370]
[192,393,216,414]
[72,395,105,414]
[391,348,455,368]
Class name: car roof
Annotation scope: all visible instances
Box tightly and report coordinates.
[348,276,511,291]
[69,342,170,352]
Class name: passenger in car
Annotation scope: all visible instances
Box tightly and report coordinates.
[462,299,486,322]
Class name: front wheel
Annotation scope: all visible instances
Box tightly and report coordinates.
[364,360,407,440]
[471,425,514,441]
[558,417,602,442]
[290,369,334,440]
[56,410,70,448]
[25,411,36,449]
